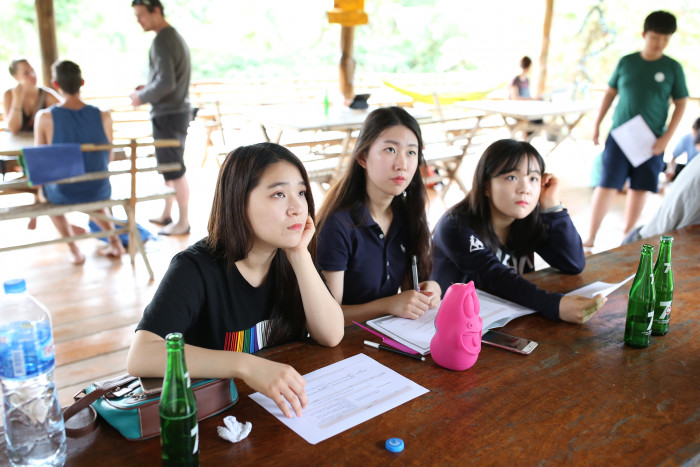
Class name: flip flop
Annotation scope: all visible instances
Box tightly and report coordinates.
[149,216,173,226]
[159,225,190,236]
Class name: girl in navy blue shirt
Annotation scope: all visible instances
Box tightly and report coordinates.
[432,139,605,324]
[316,107,441,324]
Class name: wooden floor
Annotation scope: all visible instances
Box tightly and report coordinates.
[0,132,666,409]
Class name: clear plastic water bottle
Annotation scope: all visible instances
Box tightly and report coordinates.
[0,279,66,466]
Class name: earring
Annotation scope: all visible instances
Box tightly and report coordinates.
[402,190,407,197]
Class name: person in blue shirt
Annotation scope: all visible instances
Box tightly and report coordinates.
[432,139,606,324]
[665,117,699,181]
[510,56,537,100]
[34,60,124,264]
[315,107,441,325]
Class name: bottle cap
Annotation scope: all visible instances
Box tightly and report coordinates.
[385,437,404,453]
[3,279,26,294]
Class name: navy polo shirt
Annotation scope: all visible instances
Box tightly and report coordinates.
[317,205,410,305]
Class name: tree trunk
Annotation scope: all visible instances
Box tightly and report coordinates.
[35,0,58,87]
[339,26,356,103]
[538,0,554,98]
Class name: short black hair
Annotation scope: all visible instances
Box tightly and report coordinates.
[694,132,700,146]
[692,117,700,131]
[644,11,677,34]
[520,56,532,70]
[131,0,164,15]
[52,60,82,95]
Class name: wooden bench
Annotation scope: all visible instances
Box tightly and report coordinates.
[422,142,479,198]
[302,157,341,192]
[417,112,504,199]
[0,139,181,281]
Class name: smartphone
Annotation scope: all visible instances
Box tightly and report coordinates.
[138,377,163,396]
[481,331,538,355]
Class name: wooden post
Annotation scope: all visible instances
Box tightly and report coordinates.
[339,26,356,103]
[35,0,58,87]
[537,0,554,98]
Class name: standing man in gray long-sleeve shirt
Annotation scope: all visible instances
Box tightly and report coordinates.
[131,0,191,236]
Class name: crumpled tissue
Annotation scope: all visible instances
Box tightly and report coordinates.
[217,416,252,443]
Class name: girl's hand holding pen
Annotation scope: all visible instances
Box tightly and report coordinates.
[418,280,442,309]
[386,290,430,320]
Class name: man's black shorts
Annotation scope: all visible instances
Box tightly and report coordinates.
[152,111,191,181]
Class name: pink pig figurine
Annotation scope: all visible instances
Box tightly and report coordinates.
[430,282,482,371]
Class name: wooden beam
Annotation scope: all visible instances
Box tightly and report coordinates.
[35,0,58,87]
[537,0,554,98]
[339,26,355,102]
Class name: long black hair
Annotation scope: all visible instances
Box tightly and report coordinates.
[315,106,432,290]
[450,139,547,256]
[207,142,314,346]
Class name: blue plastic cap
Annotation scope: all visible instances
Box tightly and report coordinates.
[385,437,404,453]
[3,279,26,294]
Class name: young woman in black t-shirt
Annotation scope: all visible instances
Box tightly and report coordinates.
[127,143,344,419]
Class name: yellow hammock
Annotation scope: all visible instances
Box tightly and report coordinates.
[382,79,503,105]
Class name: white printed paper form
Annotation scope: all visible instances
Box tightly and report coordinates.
[249,353,428,445]
[610,115,657,167]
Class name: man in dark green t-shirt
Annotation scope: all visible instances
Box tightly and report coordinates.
[584,11,688,248]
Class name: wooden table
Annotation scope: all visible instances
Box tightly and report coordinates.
[0,131,33,178]
[5,226,698,465]
[457,100,599,154]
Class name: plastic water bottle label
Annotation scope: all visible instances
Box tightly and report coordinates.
[0,320,55,380]
[11,349,27,377]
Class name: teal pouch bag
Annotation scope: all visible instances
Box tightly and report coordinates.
[63,374,238,441]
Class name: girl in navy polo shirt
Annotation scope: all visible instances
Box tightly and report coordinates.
[128,143,344,419]
[431,139,606,324]
[315,106,441,324]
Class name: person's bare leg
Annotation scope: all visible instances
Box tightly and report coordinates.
[583,187,617,247]
[70,224,86,235]
[622,189,648,237]
[27,193,40,230]
[93,209,125,258]
[49,214,85,265]
[159,175,190,235]
[150,179,175,225]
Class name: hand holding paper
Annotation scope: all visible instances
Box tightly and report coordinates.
[610,115,657,168]
[565,275,634,298]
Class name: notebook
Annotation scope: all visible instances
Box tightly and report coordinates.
[366,290,537,355]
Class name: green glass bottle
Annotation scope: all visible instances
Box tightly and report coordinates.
[323,89,330,116]
[652,235,674,336]
[160,333,199,466]
[624,244,656,348]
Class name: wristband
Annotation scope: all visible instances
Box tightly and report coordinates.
[542,203,564,213]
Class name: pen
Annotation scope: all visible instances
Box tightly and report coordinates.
[364,340,425,361]
[411,255,420,292]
